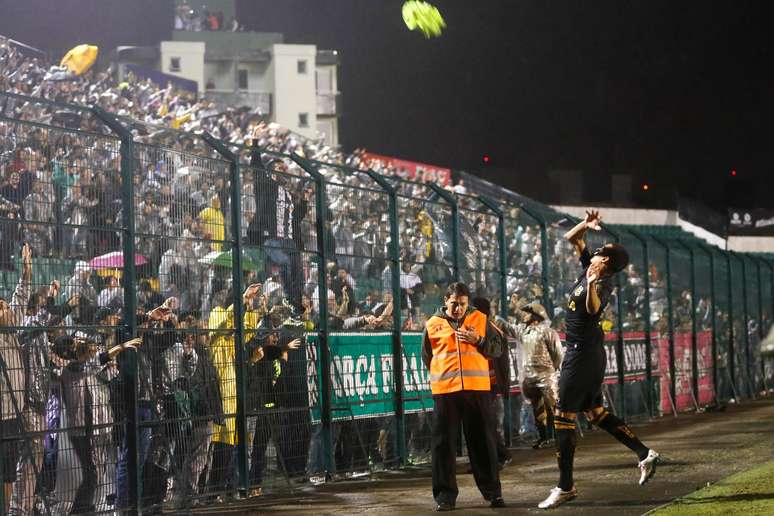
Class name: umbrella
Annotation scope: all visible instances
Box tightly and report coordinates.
[90,251,148,269]
[198,250,259,271]
[60,44,98,76]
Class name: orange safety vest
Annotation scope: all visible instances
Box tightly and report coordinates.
[426,310,490,395]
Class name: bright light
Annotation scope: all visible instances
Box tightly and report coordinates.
[731,169,737,177]
[483,155,490,163]
[642,183,649,191]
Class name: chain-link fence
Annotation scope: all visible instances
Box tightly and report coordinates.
[1,91,773,513]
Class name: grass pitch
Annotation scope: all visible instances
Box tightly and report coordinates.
[650,459,774,515]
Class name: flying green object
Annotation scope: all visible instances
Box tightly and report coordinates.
[402,1,446,38]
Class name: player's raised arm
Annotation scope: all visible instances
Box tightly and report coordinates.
[563,210,602,256]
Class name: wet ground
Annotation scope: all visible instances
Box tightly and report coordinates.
[196,397,774,515]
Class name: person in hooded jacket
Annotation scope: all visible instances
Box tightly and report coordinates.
[0,243,30,514]
[470,296,512,469]
[174,313,223,508]
[11,278,79,515]
[244,316,302,497]
[53,333,139,514]
[513,301,563,450]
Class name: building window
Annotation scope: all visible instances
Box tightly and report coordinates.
[297,59,307,74]
[169,57,181,72]
[298,113,309,128]
[238,69,248,90]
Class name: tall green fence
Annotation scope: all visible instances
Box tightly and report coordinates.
[0,91,773,514]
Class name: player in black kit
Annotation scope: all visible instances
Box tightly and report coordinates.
[538,210,660,510]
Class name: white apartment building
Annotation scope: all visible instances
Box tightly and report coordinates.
[115,30,340,147]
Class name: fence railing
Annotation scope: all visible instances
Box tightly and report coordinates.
[0,91,772,513]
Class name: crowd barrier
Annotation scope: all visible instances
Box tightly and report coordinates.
[0,91,772,513]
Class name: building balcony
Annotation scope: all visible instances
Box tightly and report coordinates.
[317,92,341,116]
[203,89,272,115]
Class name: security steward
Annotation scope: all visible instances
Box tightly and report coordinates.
[422,282,505,511]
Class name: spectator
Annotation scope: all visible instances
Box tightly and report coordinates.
[399,262,422,318]
[331,267,356,314]
[206,284,261,496]
[97,274,124,308]
[174,314,223,508]
[245,317,302,497]
[198,195,225,252]
[22,175,53,254]
[1,244,30,514]
[64,261,98,324]
[63,182,99,259]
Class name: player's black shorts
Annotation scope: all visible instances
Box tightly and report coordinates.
[557,333,607,413]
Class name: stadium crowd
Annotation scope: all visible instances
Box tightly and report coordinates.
[0,35,739,513]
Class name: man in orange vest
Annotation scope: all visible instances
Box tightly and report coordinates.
[422,282,505,511]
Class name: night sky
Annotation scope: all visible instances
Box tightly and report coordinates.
[2,1,773,210]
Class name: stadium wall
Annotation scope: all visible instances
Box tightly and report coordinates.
[555,205,774,252]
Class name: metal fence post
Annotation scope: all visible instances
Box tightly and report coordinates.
[479,196,512,445]
[364,169,406,465]
[770,258,774,334]
[698,245,718,403]
[732,252,752,398]
[726,251,737,396]
[753,256,770,394]
[602,225,627,418]
[518,204,552,314]
[91,106,141,512]
[428,184,460,280]
[755,258,764,341]
[677,241,699,407]
[202,133,249,493]
[767,258,774,336]
[625,228,654,417]
[755,257,764,394]
[290,153,334,474]
[653,237,677,415]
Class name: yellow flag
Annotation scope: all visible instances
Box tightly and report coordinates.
[60,44,98,76]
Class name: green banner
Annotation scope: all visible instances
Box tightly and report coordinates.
[307,333,434,423]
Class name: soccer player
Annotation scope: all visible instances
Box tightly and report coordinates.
[539,210,660,509]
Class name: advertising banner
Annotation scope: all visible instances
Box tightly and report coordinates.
[361,152,451,187]
[658,331,714,412]
[728,208,774,236]
[308,333,432,423]
[308,331,712,420]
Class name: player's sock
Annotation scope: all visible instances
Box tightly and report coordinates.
[593,410,649,461]
[535,404,548,441]
[554,416,577,490]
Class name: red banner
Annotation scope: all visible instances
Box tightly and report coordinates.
[362,152,451,187]
[508,331,715,413]
[657,331,714,412]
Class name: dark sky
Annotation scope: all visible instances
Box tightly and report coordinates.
[2,1,773,209]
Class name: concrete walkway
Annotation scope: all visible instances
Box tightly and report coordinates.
[196,398,774,515]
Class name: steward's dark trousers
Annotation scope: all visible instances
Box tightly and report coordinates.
[431,391,501,505]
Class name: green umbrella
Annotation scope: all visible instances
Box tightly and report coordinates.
[198,250,259,271]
